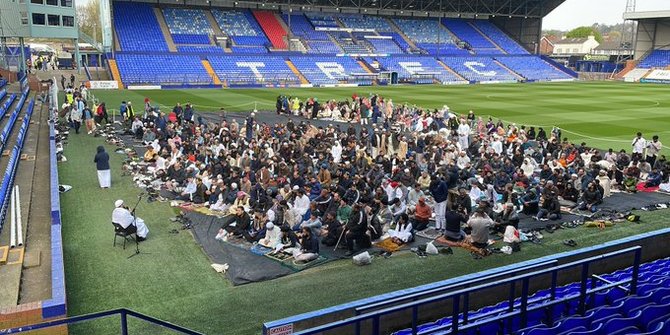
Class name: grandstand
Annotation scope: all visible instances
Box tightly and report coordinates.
[616,11,670,82]
[106,0,577,88]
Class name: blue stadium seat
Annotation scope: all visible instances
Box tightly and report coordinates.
[288,56,371,85]
[113,2,168,51]
[393,18,464,55]
[207,55,298,84]
[177,46,225,53]
[637,50,670,68]
[570,323,604,335]
[640,322,667,335]
[440,56,517,82]
[162,8,213,45]
[115,54,211,85]
[442,18,504,54]
[495,56,574,81]
[211,9,269,46]
[640,303,670,332]
[375,56,465,84]
[471,20,529,54]
[601,311,644,335]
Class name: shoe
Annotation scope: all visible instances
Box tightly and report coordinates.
[344,251,355,257]
[382,251,392,259]
[440,247,453,255]
[563,239,577,247]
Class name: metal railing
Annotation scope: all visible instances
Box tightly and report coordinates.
[290,246,641,335]
[0,308,205,334]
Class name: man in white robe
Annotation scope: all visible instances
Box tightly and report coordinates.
[457,119,471,149]
[112,200,149,240]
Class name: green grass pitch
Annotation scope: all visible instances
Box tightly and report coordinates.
[60,81,670,334]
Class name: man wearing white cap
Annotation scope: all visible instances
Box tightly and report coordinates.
[258,222,281,249]
[112,199,149,241]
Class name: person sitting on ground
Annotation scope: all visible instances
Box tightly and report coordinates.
[299,212,323,237]
[645,168,663,188]
[388,213,413,245]
[536,195,561,221]
[258,222,281,249]
[579,182,601,212]
[444,205,468,242]
[215,206,253,242]
[292,227,320,263]
[273,225,300,254]
[467,208,493,249]
[112,199,149,241]
[412,196,432,231]
[494,202,519,233]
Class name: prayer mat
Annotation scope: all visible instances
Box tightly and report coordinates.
[433,237,490,257]
[374,238,406,253]
[282,255,330,271]
[415,227,442,240]
[265,251,294,262]
[250,244,273,256]
[636,182,660,193]
[584,220,615,228]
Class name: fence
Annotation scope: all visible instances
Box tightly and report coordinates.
[288,246,641,335]
[1,308,205,334]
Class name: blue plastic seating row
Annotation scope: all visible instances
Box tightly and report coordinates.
[176,46,225,53]
[162,8,213,46]
[113,2,168,51]
[207,55,298,83]
[374,56,464,83]
[115,54,211,85]
[637,50,670,68]
[440,56,517,82]
[288,56,369,84]
[495,56,573,81]
[471,20,528,54]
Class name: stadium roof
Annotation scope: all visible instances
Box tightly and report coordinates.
[207,0,565,18]
[623,10,670,20]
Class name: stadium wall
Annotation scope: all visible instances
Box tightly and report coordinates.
[0,120,67,334]
[264,229,670,335]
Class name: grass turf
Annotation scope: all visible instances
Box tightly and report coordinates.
[60,81,670,334]
[91,81,670,153]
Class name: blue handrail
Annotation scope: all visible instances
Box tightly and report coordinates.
[0,93,16,121]
[0,308,205,334]
[290,246,641,335]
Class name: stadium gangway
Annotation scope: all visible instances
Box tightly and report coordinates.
[0,88,30,151]
[0,308,205,334]
[289,246,641,335]
[0,99,34,232]
[0,93,17,121]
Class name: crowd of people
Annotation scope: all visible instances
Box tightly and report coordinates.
[89,92,668,259]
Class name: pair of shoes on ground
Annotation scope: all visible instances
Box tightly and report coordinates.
[215,232,228,242]
[563,239,577,247]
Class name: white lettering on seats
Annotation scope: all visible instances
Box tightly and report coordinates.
[236,62,266,80]
[398,62,425,74]
[316,62,346,79]
[464,61,496,77]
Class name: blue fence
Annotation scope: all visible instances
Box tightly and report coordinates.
[286,246,641,335]
[0,93,17,122]
[1,308,205,334]
[0,89,29,147]
[43,120,66,319]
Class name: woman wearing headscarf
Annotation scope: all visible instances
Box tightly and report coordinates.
[94,146,111,188]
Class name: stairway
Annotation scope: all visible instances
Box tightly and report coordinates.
[153,7,177,52]
[387,18,418,50]
[467,22,506,54]
[107,59,124,89]
[201,60,221,85]
[253,11,288,49]
[285,60,309,85]
[436,60,468,82]
[357,60,374,74]
[493,60,525,80]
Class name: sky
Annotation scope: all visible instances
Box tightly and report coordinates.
[543,0,670,30]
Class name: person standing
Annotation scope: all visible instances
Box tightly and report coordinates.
[94,146,111,188]
[429,176,449,232]
[60,75,66,90]
[632,132,646,162]
[646,135,662,167]
[70,104,82,134]
[69,73,75,87]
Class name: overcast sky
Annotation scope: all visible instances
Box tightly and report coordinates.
[543,0,670,30]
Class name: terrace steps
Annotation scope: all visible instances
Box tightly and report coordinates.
[107,59,124,89]
[493,59,525,80]
[201,60,222,85]
[387,19,418,50]
[154,7,177,52]
[467,21,506,54]
[358,60,374,74]
[437,60,467,82]
[285,60,309,85]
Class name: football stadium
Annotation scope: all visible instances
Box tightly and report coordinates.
[1,0,670,334]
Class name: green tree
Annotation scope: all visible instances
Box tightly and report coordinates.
[566,26,603,43]
[77,0,102,43]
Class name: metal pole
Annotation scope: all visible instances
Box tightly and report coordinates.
[18,37,27,75]
[16,185,23,246]
[10,182,16,248]
[630,248,641,295]
[578,263,589,315]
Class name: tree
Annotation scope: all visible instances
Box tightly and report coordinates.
[77,0,102,43]
[566,26,603,43]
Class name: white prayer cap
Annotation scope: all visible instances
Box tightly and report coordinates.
[293,185,299,191]
[266,222,274,230]
[231,182,238,189]
[115,199,124,208]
